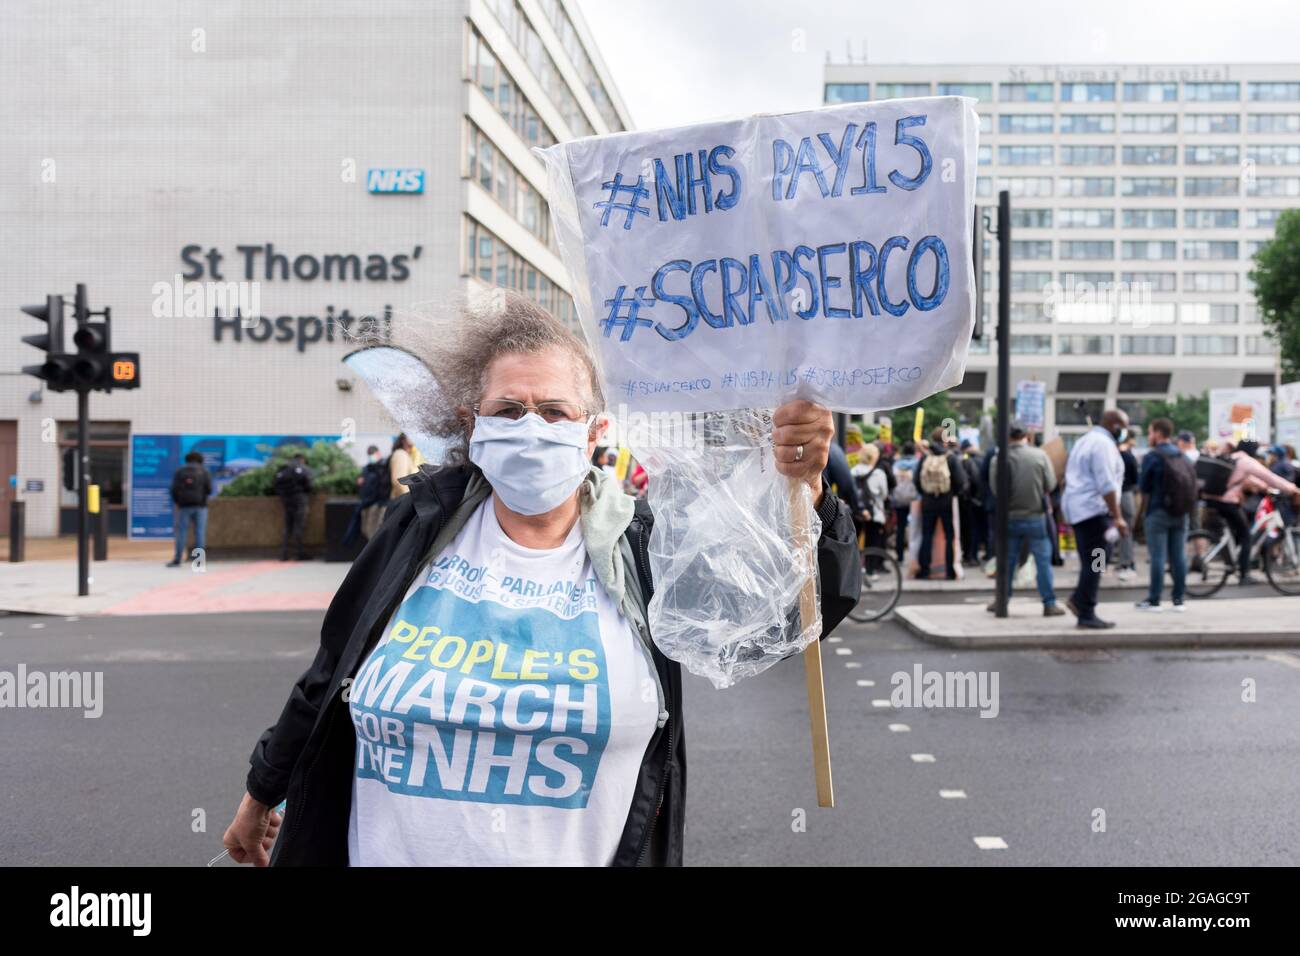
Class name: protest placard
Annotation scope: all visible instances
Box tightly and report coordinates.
[1015,380,1046,430]
[539,96,979,415]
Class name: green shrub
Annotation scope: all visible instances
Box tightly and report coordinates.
[218,440,360,497]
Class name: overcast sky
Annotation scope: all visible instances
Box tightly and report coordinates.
[573,0,1300,130]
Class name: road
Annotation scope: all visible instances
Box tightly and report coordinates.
[1,588,1296,866]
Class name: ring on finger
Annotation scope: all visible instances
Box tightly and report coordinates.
[795,444,805,462]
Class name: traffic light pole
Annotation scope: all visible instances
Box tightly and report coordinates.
[994,190,1012,619]
[77,387,90,597]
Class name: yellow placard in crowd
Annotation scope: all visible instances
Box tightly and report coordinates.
[614,446,631,482]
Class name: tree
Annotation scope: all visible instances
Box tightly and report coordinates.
[1251,208,1300,379]
[1142,394,1209,443]
[881,390,964,448]
[219,440,359,497]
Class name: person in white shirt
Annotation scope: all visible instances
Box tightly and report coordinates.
[1060,409,1131,629]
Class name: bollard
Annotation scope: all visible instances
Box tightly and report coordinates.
[94,506,108,561]
[8,500,24,563]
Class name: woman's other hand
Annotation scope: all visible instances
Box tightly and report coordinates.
[773,400,834,506]
[222,793,282,866]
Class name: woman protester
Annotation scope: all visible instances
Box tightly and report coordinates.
[222,293,860,866]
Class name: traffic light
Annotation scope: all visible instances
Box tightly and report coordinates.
[69,285,139,391]
[21,294,76,391]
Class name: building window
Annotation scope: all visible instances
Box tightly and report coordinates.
[1122,81,1177,102]
[1058,335,1114,355]
[1010,302,1047,323]
[1059,271,1116,288]
[1121,335,1176,355]
[1121,271,1177,292]
[1000,82,1054,102]
[1061,82,1115,102]
[1060,113,1115,134]
[1011,208,1053,228]
[534,0,623,129]
[1011,271,1052,292]
[1118,372,1172,393]
[1060,208,1115,228]
[1245,335,1276,355]
[999,114,1054,134]
[466,122,552,245]
[1058,176,1114,197]
[1059,372,1110,392]
[1121,208,1177,229]
[1248,144,1300,165]
[1248,113,1300,134]
[1184,177,1239,196]
[1118,302,1177,324]
[1012,240,1053,259]
[1248,82,1300,101]
[1247,208,1283,229]
[1010,334,1053,354]
[978,145,992,165]
[1121,176,1177,197]
[1184,82,1240,101]
[1186,144,1241,165]
[1183,335,1238,355]
[1060,145,1115,165]
[937,82,992,100]
[485,0,595,137]
[1185,113,1240,133]
[1059,240,1115,260]
[1122,240,1176,261]
[1184,272,1238,292]
[997,176,1053,197]
[1247,176,1300,197]
[999,145,1054,165]
[874,82,931,98]
[1181,303,1239,324]
[464,217,576,327]
[1182,240,1238,260]
[1184,208,1240,229]
[824,83,870,103]
[1120,113,1177,133]
[1122,144,1177,165]
[468,29,557,150]
[1056,399,1105,424]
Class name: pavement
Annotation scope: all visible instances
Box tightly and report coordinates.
[897,596,1300,649]
[0,547,348,616]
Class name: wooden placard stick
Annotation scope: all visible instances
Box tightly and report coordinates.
[790,478,834,808]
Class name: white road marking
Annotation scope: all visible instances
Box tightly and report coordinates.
[910,753,936,763]
[1264,652,1300,670]
[871,699,892,708]
[855,679,875,687]
[940,789,968,799]
[65,616,80,622]
[974,836,1008,849]
[888,723,910,732]
[828,636,843,643]
[834,647,852,655]
[844,662,863,669]
[30,623,45,629]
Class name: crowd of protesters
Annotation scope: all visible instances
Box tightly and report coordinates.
[825,410,1300,628]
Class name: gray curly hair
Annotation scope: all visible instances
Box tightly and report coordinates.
[399,290,604,462]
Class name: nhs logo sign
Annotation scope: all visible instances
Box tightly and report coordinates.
[367,168,425,194]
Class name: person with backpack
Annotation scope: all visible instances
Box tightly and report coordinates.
[854,443,891,572]
[167,450,212,567]
[274,452,315,561]
[957,439,985,565]
[1136,418,1198,611]
[916,426,967,580]
[890,447,920,563]
[986,421,1064,616]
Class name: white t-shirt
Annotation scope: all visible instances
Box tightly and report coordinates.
[346,496,659,866]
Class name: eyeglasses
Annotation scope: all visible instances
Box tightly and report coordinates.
[473,398,587,424]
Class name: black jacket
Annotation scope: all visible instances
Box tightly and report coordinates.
[170,463,212,507]
[247,463,860,866]
[919,444,967,512]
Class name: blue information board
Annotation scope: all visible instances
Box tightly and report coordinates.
[130,434,337,538]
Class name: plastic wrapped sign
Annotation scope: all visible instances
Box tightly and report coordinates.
[538,98,979,688]
[538,96,980,416]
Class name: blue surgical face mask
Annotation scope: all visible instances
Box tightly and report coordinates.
[468,412,592,516]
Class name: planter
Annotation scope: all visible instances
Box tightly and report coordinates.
[206,494,353,551]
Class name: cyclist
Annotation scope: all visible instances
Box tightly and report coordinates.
[1201,439,1300,585]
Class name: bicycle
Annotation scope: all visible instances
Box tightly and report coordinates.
[1184,491,1300,597]
[847,541,903,623]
